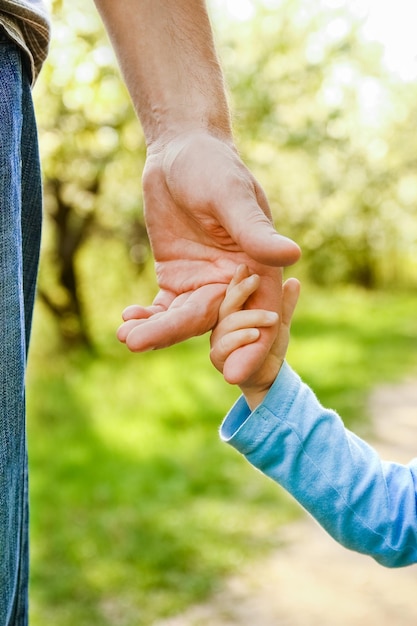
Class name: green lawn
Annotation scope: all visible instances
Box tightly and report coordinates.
[27,286,417,625]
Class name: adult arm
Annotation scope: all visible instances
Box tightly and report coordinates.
[93,0,231,148]
[221,362,417,567]
[93,1,300,381]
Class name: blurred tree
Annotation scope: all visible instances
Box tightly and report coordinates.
[35,0,417,347]
[214,0,417,288]
[34,0,148,347]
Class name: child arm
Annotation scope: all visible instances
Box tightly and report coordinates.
[220,363,417,568]
[213,266,417,567]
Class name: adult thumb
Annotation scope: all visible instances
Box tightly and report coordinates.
[227,202,301,267]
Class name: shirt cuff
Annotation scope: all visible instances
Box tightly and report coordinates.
[219,361,302,444]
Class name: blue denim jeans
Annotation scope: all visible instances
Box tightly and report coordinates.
[0,29,42,626]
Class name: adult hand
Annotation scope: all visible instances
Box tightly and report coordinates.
[117,131,300,377]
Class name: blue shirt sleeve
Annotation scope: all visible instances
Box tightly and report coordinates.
[220,362,417,568]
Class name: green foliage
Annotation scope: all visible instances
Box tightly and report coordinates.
[289,284,417,429]
[34,0,417,347]
[34,0,147,346]
[27,285,417,625]
[214,0,417,288]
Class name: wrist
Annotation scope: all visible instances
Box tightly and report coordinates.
[145,116,233,156]
[242,388,272,412]
[241,359,284,412]
[145,130,237,179]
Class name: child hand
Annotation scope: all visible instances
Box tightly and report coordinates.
[210,265,300,410]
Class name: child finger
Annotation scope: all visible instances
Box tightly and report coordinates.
[210,327,260,369]
[226,264,250,293]
[281,278,301,328]
[219,273,261,321]
[214,309,279,342]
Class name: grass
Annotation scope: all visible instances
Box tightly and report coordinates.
[26,285,417,625]
[289,285,417,430]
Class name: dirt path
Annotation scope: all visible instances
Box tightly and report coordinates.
[156,378,417,626]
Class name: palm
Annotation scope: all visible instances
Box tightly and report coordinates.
[117,132,300,376]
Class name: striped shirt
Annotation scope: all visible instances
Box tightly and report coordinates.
[0,0,50,85]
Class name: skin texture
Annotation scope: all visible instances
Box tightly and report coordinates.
[210,265,300,408]
[94,1,301,377]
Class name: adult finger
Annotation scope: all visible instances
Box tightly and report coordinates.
[216,175,301,267]
[229,204,301,267]
[121,283,225,352]
[121,304,157,322]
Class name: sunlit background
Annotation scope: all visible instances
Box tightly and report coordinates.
[216,0,417,81]
[27,1,417,625]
